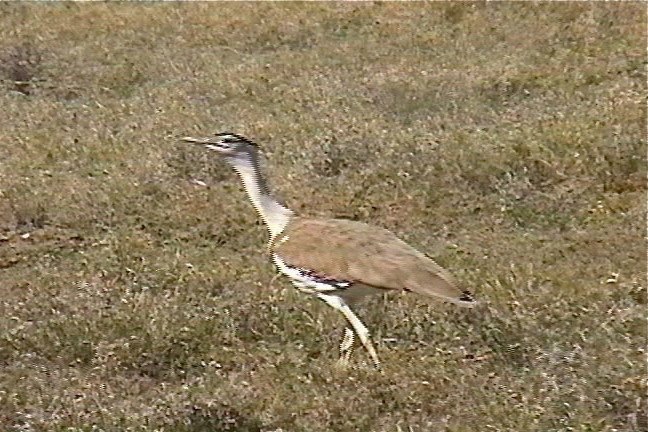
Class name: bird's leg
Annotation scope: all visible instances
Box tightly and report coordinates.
[317,294,381,369]
[267,273,281,290]
[339,304,381,369]
[338,327,355,366]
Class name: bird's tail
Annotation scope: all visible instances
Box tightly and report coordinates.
[405,262,477,308]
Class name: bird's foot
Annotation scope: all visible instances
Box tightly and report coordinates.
[333,357,353,375]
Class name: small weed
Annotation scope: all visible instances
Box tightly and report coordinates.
[0,43,42,95]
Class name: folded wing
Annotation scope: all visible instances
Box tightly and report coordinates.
[272,217,475,307]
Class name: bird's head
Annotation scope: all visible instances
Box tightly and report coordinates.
[181,132,258,167]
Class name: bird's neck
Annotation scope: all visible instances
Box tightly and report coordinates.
[230,154,293,239]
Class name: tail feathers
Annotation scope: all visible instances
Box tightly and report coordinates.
[456,290,478,307]
[405,267,477,308]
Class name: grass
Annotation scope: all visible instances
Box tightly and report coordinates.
[0,3,645,431]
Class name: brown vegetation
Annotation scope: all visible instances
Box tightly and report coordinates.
[0,3,645,431]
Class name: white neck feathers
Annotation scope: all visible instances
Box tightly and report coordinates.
[230,156,293,239]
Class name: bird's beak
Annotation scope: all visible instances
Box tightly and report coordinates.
[180,136,212,145]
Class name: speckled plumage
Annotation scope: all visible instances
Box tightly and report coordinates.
[271,217,475,306]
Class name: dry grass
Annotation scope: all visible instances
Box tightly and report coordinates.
[0,3,645,431]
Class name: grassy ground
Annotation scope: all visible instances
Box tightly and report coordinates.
[0,3,645,431]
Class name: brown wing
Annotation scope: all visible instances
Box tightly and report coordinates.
[272,217,475,306]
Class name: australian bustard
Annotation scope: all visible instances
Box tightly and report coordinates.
[181,132,476,368]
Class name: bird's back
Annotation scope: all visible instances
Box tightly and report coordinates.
[271,217,475,306]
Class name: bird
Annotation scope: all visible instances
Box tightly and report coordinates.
[180,132,476,369]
